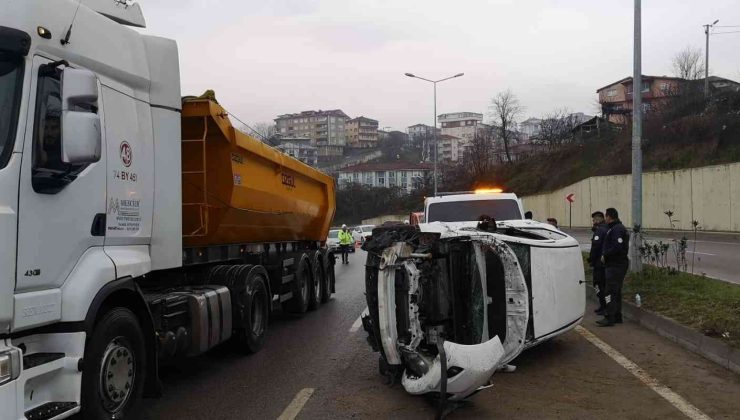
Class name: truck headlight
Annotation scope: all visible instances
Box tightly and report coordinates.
[0,348,21,385]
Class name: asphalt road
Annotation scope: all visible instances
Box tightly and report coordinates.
[142,249,740,419]
[565,228,740,285]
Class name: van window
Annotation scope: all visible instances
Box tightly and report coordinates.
[427,199,522,222]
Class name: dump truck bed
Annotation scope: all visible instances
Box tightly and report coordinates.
[181,99,336,248]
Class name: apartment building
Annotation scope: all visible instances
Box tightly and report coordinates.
[346,116,379,149]
[438,112,487,140]
[438,134,464,163]
[336,162,433,193]
[407,124,439,140]
[597,75,683,124]
[519,118,542,141]
[274,110,349,157]
[276,137,318,167]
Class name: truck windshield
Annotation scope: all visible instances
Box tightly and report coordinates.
[0,54,24,169]
[427,199,522,222]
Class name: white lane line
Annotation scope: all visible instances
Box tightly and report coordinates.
[277,388,315,420]
[349,307,368,333]
[575,326,712,420]
[685,251,716,256]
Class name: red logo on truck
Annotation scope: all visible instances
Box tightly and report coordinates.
[120,141,132,167]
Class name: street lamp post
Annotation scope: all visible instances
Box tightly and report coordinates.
[703,19,719,98]
[405,72,464,196]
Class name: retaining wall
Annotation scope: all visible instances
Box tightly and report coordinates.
[521,162,740,231]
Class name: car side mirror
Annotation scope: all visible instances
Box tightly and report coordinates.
[61,68,101,164]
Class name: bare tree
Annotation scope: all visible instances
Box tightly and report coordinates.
[538,108,580,150]
[490,90,523,163]
[466,127,497,180]
[672,46,705,80]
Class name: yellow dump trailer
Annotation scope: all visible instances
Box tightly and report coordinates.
[181,99,336,248]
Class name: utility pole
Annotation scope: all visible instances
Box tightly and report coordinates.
[704,19,719,98]
[630,0,643,272]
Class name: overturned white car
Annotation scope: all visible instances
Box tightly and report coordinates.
[361,192,585,402]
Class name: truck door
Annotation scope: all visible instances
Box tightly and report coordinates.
[15,57,107,295]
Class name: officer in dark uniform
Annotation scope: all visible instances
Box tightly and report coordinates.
[596,208,630,327]
[589,211,609,315]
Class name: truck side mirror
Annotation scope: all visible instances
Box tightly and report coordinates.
[61,68,101,164]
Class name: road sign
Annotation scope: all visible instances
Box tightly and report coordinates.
[566,193,575,228]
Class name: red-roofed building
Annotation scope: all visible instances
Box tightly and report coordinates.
[336,162,433,193]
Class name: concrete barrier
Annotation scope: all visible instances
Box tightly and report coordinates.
[521,162,740,231]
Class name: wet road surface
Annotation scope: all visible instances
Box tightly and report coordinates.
[142,250,740,419]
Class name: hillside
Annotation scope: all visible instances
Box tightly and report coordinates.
[461,104,740,196]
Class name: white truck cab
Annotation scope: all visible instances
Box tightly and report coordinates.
[0,2,337,419]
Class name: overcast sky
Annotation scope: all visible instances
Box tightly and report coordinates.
[141,0,740,130]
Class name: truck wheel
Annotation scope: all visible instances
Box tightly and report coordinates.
[308,251,324,310]
[233,267,270,354]
[82,307,146,419]
[321,252,334,303]
[286,254,311,314]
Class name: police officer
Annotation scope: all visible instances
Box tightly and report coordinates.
[589,211,609,315]
[597,208,630,327]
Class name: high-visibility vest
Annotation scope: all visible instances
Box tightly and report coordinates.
[339,230,354,245]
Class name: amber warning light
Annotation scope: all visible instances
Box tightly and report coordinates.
[474,188,503,194]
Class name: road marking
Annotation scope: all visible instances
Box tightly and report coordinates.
[349,307,368,333]
[277,388,315,420]
[575,326,712,420]
[685,251,715,256]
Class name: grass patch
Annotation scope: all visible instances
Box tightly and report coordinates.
[624,267,740,348]
[582,253,740,348]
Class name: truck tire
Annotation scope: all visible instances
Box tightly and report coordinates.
[81,307,146,420]
[308,251,324,310]
[285,254,311,314]
[233,266,270,354]
[321,252,335,303]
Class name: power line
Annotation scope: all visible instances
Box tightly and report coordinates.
[714,25,740,28]
[712,30,740,35]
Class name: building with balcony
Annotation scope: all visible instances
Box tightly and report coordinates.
[336,162,433,193]
[438,112,487,141]
[407,124,439,141]
[597,75,683,124]
[274,109,349,157]
[276,137,318,167]
[346,116,379,149]
[437,134,465,163]
[519,117,542,141]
